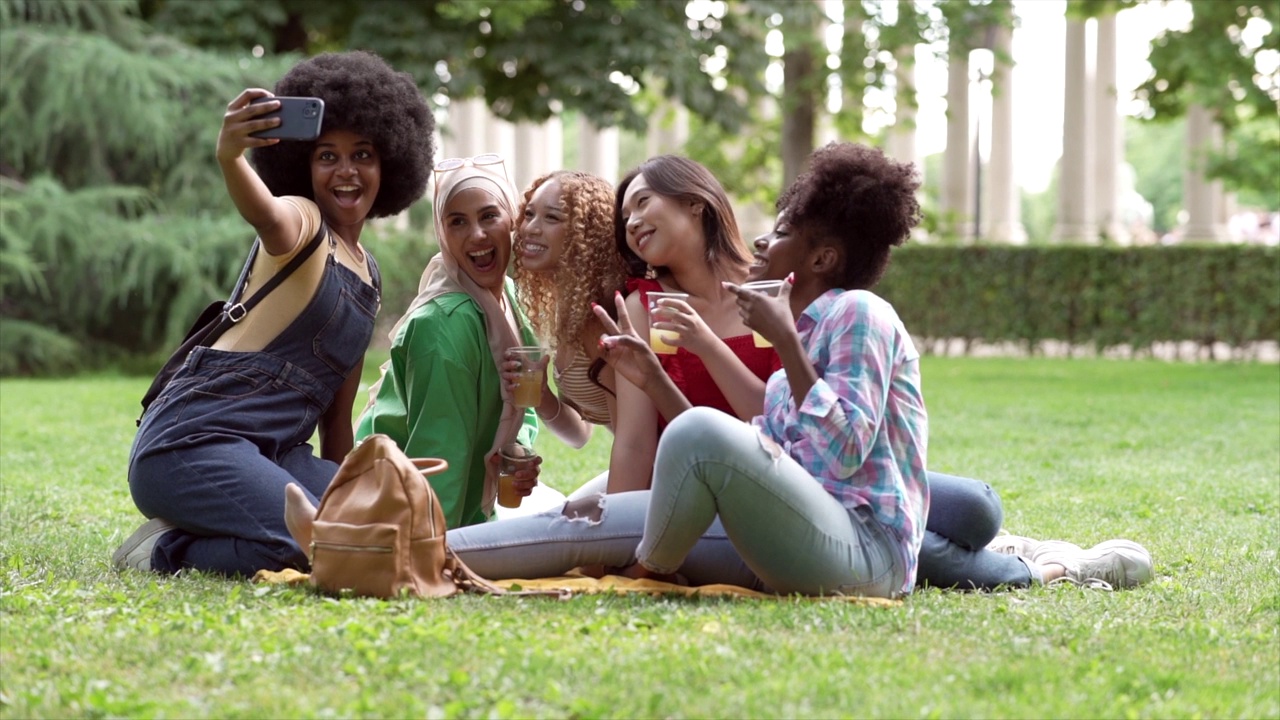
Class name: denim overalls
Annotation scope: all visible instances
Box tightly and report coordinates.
[128,234,380,576]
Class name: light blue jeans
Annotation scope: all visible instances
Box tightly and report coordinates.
[562,468,1037,590]
[450,490,767,589]
[449,412,1037,594]
[449,408,905,597]
[637,408,905,597]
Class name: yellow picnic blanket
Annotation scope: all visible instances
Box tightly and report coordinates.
[252,568,899,606]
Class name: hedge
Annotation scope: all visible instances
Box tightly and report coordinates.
[875,245,1280,356]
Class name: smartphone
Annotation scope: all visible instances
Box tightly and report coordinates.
[249,96,325,141]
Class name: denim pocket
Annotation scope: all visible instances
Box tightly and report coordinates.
[190,367,274,401]
[834,507,905,598]
[313,287,376,377]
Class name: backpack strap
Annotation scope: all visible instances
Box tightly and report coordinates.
[443,550,571,599]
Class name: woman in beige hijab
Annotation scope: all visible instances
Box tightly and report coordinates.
[356,155,561,527]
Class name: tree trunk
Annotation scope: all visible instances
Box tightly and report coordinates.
[778,41,819,188]
[274,13,308,54]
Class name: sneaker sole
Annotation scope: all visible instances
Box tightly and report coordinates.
[111,518,174,571]
[1085,540,1153,588]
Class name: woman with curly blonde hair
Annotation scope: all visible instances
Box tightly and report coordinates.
[505,170,628,446]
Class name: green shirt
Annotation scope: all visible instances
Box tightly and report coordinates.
[355,280,537,528]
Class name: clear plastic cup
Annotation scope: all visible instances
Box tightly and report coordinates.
[497,442,538,509]
[646,292,689,355]
[741,280,785,348]
[508,346,545,408]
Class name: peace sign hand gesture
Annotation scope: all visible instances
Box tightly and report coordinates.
[592,291,666,393]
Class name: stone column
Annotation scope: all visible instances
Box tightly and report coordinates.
[646,101,690,157]
[886,45,920,176]
[544,115,564,173]
[514,122,545,194]
[578,116,620,183]
[1183,103,1228,242]
[483,111,515,166]
[942,49,973,239]
[1094,12,1127,244]
[446,97,488,159]
[512,116,565,191]
[1053,18,1097,243]
[988,23,1025,244]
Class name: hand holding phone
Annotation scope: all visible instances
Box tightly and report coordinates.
[249,96,325,141]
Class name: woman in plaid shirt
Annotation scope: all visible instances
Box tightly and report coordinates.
[590,142,926,597]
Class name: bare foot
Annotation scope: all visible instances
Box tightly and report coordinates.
[283,483,316,549]
[574,564,608,579]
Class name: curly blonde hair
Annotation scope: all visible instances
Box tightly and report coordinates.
[513,171,627,355]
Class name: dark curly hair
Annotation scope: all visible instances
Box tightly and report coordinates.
[779,142,921,290]
[614,155,751,280]
[251,50,434,218]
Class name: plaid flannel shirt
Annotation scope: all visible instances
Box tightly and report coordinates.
[751,289,929,594]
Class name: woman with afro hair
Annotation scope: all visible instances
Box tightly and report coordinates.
[597,142,1149,594]
[115,51,435,577]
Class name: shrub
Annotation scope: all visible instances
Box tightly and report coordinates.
[877,244,1280,355]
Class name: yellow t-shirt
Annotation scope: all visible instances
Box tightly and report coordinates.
[213,197,373,353]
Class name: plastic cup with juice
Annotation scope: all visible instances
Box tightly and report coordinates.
[497,442,537,509]
[741,280,785,348]
[646,292,689,354]
[508,346,545,408]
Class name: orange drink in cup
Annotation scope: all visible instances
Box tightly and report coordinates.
[497,442,537,509]
[741,280,785,348]
[646,292,689,354]
[509,346,545,408]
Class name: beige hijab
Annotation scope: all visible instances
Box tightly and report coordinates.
[362,159,523,517]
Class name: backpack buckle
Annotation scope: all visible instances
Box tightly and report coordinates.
[226,303,247,323]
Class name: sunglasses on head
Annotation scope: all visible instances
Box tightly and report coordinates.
[434,153,505,173]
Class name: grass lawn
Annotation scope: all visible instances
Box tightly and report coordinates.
[2,357,1277,718]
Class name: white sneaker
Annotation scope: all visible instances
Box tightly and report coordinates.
[112,518,176,572]
[1036,539,1154,590]
[987,534,1041,558]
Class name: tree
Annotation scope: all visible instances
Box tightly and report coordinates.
[145,0,771,134]
[0,0,296,373]
[1124,116,1186,233]
[1135,0,1279,200]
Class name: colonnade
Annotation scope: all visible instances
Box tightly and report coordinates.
[436,7,1230,244]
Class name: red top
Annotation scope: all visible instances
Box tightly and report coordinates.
[628,279,782,431]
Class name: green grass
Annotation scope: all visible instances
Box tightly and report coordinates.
[2,358,1278,718]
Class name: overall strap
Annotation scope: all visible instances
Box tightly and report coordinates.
[135,225,329,424]
[225,223,328,322]
[365,250,382,297]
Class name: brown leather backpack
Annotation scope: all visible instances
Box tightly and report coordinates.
[284,434,504,598]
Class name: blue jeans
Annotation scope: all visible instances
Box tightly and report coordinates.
[639,408,905,597]
[917,472,1039,589]
[451,431,1035,593]
[451,409,905,597]
[128,249,379,576]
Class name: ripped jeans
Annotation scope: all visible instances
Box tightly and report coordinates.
[450,462,1033,596]
[448,408,906,597]
[448,489,768,590]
